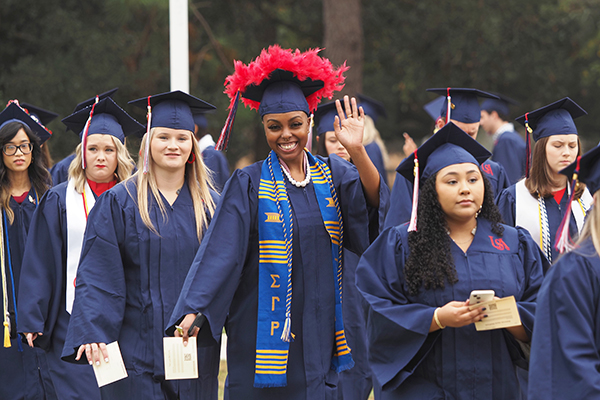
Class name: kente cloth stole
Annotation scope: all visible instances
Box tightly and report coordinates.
[255,150,353,388]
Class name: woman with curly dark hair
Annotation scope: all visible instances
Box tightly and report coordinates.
[0,102,53,400]
[356,123,547,400]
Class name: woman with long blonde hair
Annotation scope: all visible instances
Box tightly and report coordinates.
[18,96,141,400]
[61,91,220,400]
[528,144,600,399]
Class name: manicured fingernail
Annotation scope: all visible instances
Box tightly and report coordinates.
[484,315,488,318]
[89,360,93,365]
[105,358,109,363]
[482,308,486,311]
[96,361,100,366]
[183,341,187,347]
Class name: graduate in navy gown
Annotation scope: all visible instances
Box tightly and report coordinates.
[18,95,141,400]
[194,113,230,193]
[315,101,390,400]
[61,91,220,400]
[20,102,59,171]
[357,123,546,400]
[529,144,600,399]
[385,89,510,229]
[0,102,55,400]
[50,88,119,186]
[479,94,526,184]
[167,45,387,400]
[497,97,592,264]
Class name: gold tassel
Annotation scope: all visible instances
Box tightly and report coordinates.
[3,321,10,348]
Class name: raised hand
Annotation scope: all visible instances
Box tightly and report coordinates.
[334,95,365,153]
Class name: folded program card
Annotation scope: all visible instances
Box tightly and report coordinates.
[92,341,128,387]
[469,295,522,331]
[164,337,199,380]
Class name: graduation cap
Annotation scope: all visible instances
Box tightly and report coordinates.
[20,103,58,126]
[0,101,53,144]
[426,88,499,124]
[72,87,118,113]
[555,144,600,254]
[423,96,445,121]
[129,90,215,173]
[62,96,144,142]
[217,45,348,151]
[314,101,338,137]
[356,93,387,123]
[515,97,586,178]
[396,122,491,231]
[480,93,519,117]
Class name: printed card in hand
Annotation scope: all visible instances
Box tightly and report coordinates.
[163,337,199,380]
[92,341,128,387]
[469,295,522,331]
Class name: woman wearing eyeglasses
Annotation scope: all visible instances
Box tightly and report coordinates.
[0,103,54,400]
[17,97,141,400]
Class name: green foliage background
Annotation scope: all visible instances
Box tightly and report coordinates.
[1,0,600,166]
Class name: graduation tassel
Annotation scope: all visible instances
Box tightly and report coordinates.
[524,113,533,179]
[445,87,452,124]
[81,96,100,170]
[143,96,152,174]
[281,312,292,343]
[555,156,581,254]
[408,150,419,232]
[216,90,240,151]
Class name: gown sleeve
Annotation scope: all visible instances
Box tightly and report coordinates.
[61,191,128,362]
[497,185,516,226]
[528,248,600,399]
[166,170,254,343]
[17,189,65,350]
[383,171,413,229]
[355,226,440,391]
[326,154,390,254]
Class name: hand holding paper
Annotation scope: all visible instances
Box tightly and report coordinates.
[469,296,522,331]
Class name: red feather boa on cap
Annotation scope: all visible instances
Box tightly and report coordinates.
[223,45,349,113]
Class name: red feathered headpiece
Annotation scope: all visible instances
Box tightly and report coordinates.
[216,45,348,151]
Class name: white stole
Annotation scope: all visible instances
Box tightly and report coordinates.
[65,179,95,314]
[515,179,591,250]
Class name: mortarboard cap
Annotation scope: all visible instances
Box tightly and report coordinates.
[480,93,518,118]
[62,97,144,143]
[397,122,491,183]
[0,102,53,144]
[73,88,119,113]
[560,145,600,194]
[314,101,338,136]
[423,96,445,121]
[20,103,58,126]
[426,88,499,124]
[193,114,208,131]
[356,93,387,123]
[129,90,215,133]
[515,97,586,142]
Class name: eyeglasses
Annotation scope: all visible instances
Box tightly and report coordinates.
[3,143,33,156]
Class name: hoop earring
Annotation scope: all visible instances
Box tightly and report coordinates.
[187,153,196,164]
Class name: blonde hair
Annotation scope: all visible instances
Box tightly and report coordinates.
[575,191,600,255]
[67,136,134,193]
[128,128,216,243]
[362,115,390,170]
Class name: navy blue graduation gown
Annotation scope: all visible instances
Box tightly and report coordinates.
[61,180,221,400]
[365,142,388,186]
[49,154,75,186]
[1,190,57,400]
[202,146,230,193]
[529,238,600,399]
[497,183,579,263]
[356,219,545,399]
[384,160,510,228]
[492,130,526,185]
[168,155,388,400]
[17,183,101,400]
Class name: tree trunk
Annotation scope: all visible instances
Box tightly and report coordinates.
[322,0,363,97]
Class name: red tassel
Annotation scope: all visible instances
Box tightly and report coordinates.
[408,150,420,232]
[524,113,532,179]
[555,156,581,254]
[216,90,240,151]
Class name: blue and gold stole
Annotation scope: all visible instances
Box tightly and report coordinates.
[255,150,354,388]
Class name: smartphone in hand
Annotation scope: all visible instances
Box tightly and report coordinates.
[469,290,495,305]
